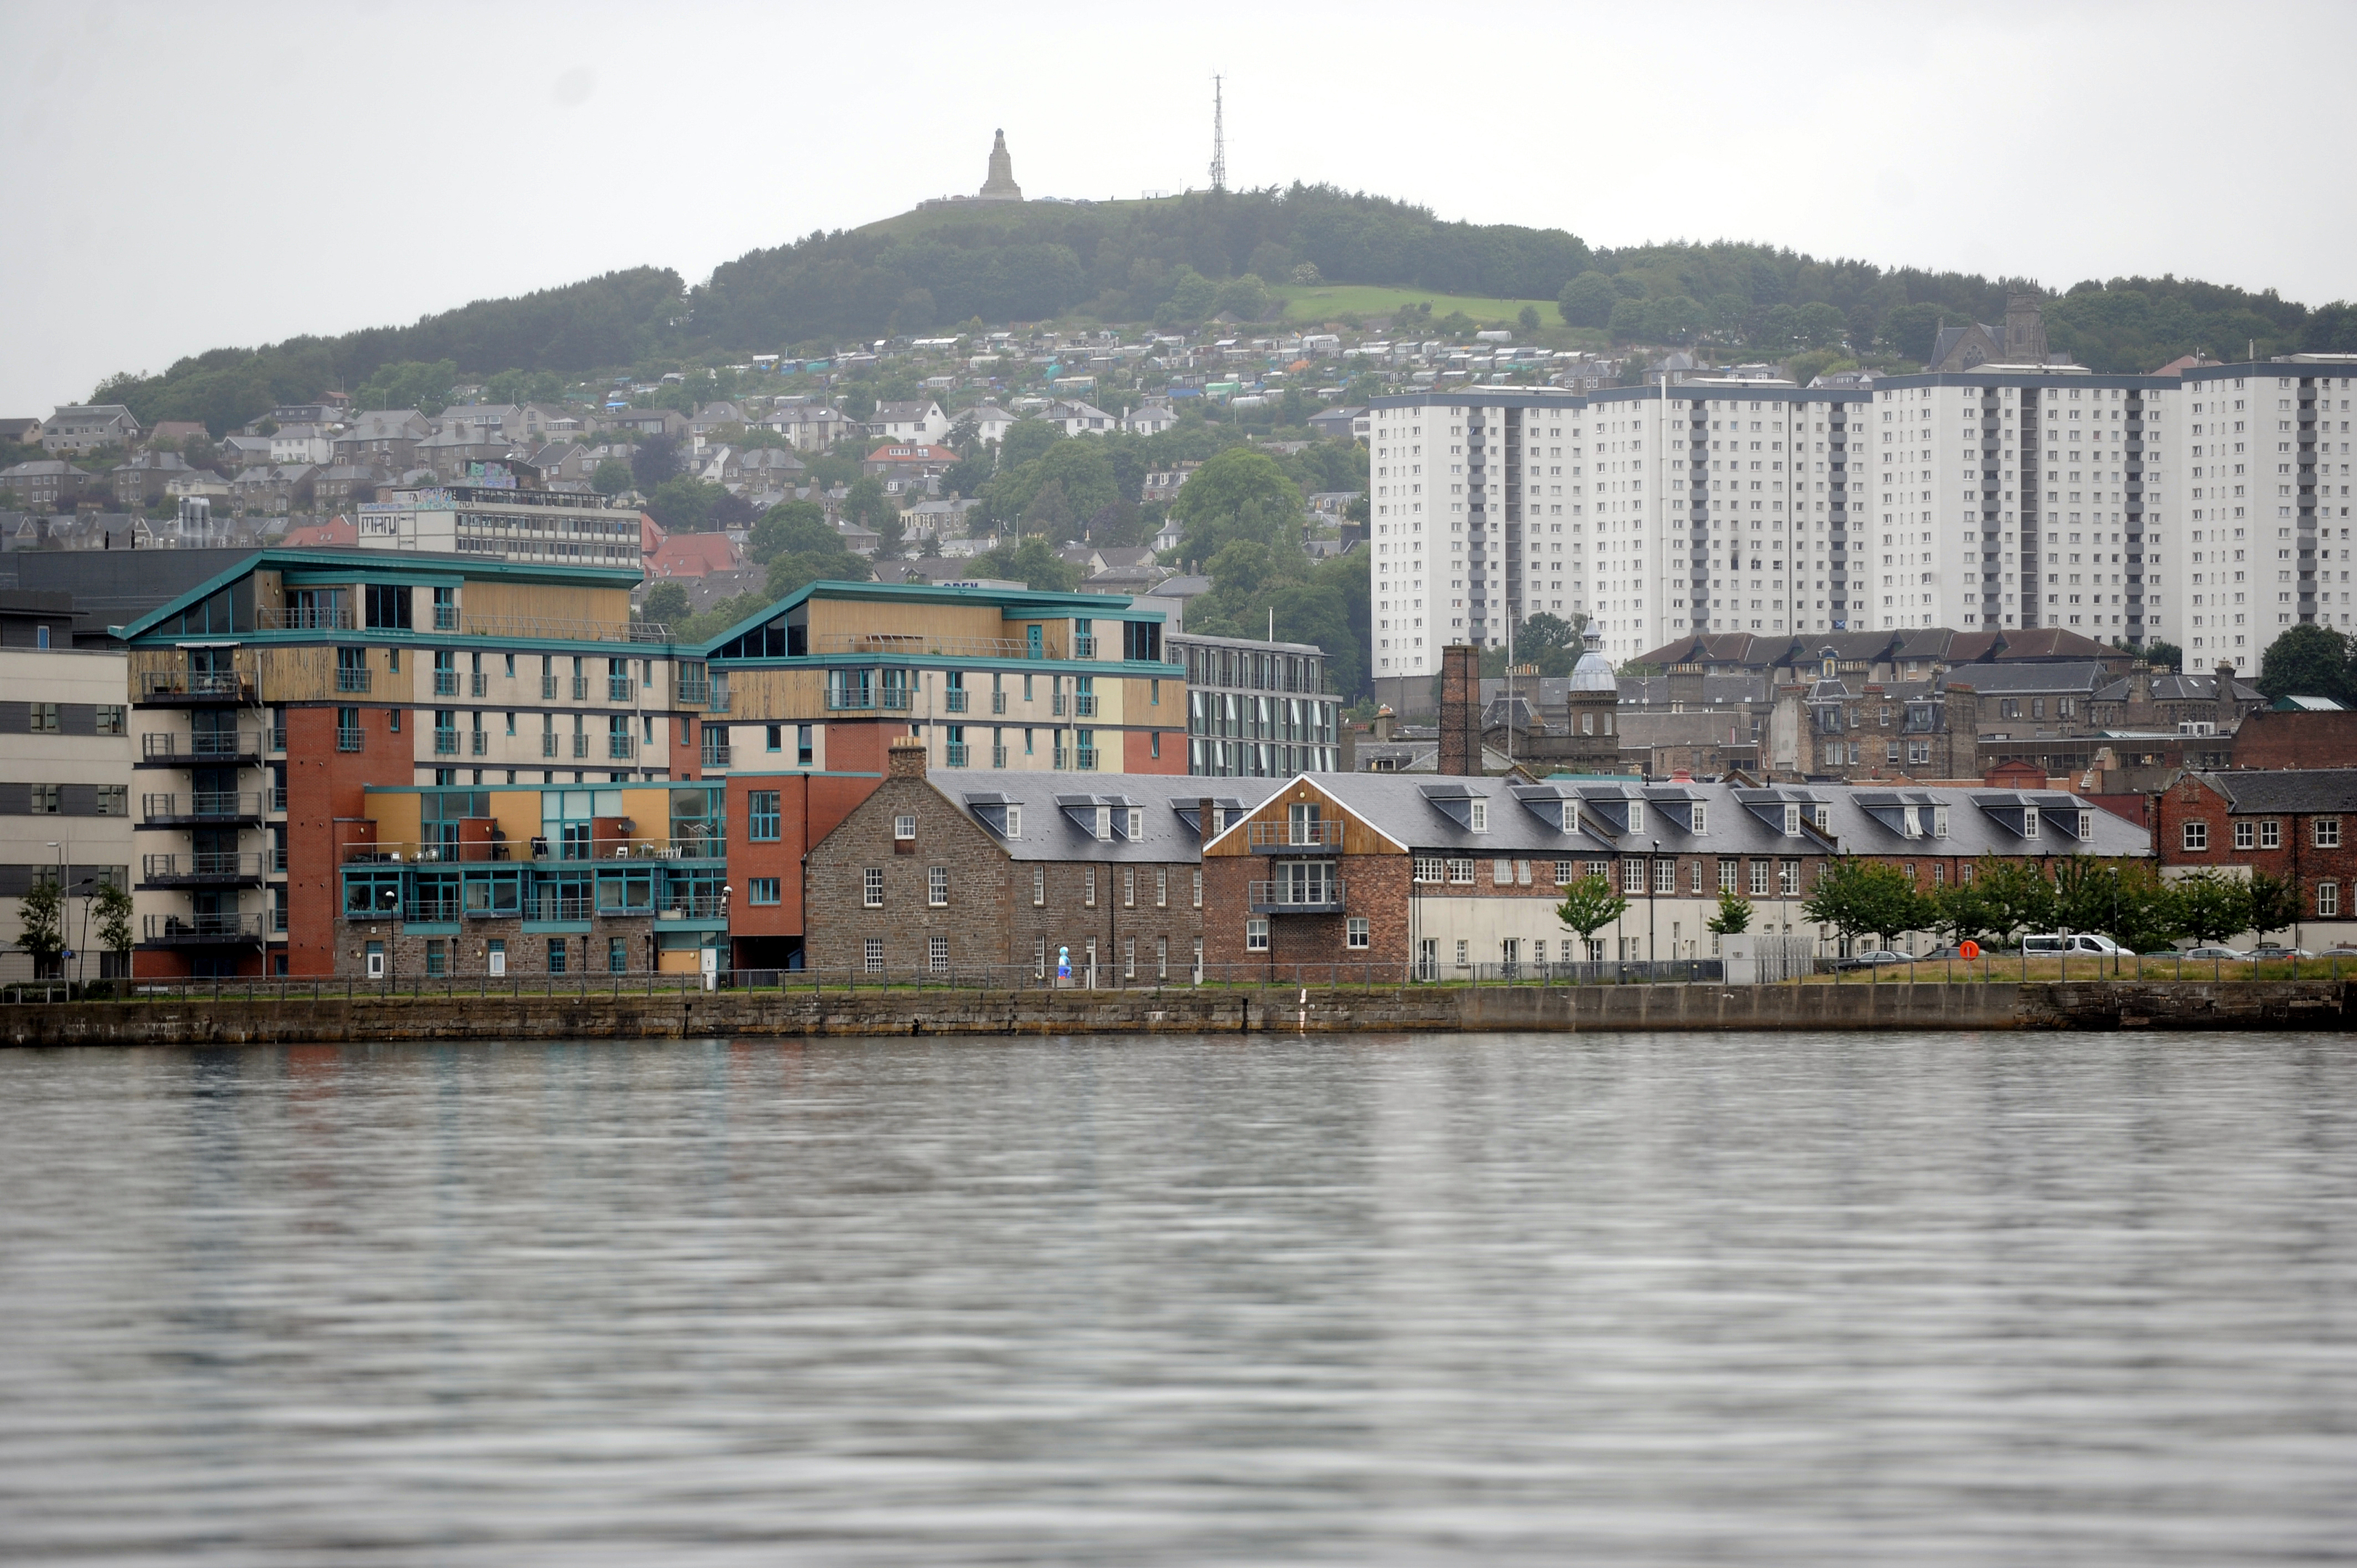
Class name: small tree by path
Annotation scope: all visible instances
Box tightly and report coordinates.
[1802,859,1929,950]
[2173,870,2252,947]
[16,875,62,981]
[1706,889,1753,936]
[95,881,134,980]
[1555,875,1629,964]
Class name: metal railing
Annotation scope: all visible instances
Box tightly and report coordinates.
[139,671,253,702]
[471,731,488,756]
[701,743,732,767]
[258,606,356,631]
[542,675,560,700]
[572,734,590,759]
[1072,634,1098,659]
[881,688,912,711]
[341,836,712,865]
[471,672,489,698]
[1073,693,1098,716]
[571,677,590,701]
[541,732,558,757]
[608,736,635,759]
[142,852,264,881]
[337,727,365,752]
[608,679,636,703]
[1051,693,1068,716]
[677,676,711,706]
[827,690,877,711]
[143,791,263,821]
[336,667,373,693]
[658,896,728,919]
[457,613,669,645]
[1075,747,1097,770]
[992,746,1009,767]
[1248,818,1342,849]
[433,730,460,756]
[1248,878,1347,912]
[944,743,969,767]
[991,691,1007,715]
[142,730,261,760]
[706,688,730,713]
[812,632,1034,659]
[433,671,459,696]
[945,689,968,713]
[143,912,266,942]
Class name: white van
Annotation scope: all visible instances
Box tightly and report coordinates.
[2022,933,2125,957]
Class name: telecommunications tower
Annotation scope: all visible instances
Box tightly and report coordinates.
[1210,75,1226,192]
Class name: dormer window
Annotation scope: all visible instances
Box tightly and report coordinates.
[1902,807,1921,836]
[2024,807,2041,839]
[1127,807,1144,840]
[1815,805,1831,832]
[2077,810,2093,839]
[1094,806,1112,841]
[1783,803,1801,836]
[1933,807,1949,838]
[1690,803,1706,836]
[1627,801,1644,834]
[1468,799,1488,833]
[1006,806,1022,839]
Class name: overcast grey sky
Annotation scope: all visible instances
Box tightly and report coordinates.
[4,0,2353,413]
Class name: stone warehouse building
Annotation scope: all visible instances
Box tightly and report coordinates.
[802,741,1247,984]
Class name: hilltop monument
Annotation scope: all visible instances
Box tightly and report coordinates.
[979,128,1023,202]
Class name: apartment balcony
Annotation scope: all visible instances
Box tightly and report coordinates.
[1051,694,1068,716]
[433,730,461,756]
[142,791,264,826]
[1072,634,1098,659]
[701,743,732,768]
[572,734,590,759]
[608,678,636,703]
[139,730,263,767]
[992,746,1008,767]
[471,731,489,756]
[944,743,969,767]
[991,691,1007,715]
[137,671,254,707]
[337,727,365,752]
[1072,693,1099,717]
[826,690,877,711]
[1249,877,1347,914]
[257,606,355,632]
[945,689,968,713]
[542,732,558,758]
[336,667,373,693]
[608,735,635,759]
[471,672,490,698]
[572,677,590,701]
[142,912,266,944]
[1247,818,1342,852]
[542,675,561,700]
[1074,746,1098,771]
[433,672,459,697]
[139,852,266,889]
[706,688,730,714]
[880,688,912,712]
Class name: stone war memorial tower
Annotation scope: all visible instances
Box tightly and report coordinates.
[979,129,1022,201]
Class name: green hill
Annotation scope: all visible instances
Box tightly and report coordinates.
[84,184,2357,435]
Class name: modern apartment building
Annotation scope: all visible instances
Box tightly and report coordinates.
[1169,629,1343,777]
[116,547,699,978]
[695,579,1186,781]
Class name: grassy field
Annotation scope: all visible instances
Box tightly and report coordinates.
[1271,283,1605,341]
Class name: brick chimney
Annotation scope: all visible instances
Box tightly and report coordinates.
[1438,643,1480,775]
[888,733,929,779]
[1666,661,1704,714]
[2215,662,2239,735]
[1942,682,1979,777]
[2127,661,2154,725]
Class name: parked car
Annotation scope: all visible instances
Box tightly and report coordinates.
[1828,950,1912,971]
[2023,932,2127,957]
[2179,946,2250,961]
[2321,946,2357,957]
[2249,944,2315,960]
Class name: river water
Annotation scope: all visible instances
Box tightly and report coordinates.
[1,1031,2353,1565]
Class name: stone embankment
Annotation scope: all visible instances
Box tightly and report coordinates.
[1,980,2348,1047]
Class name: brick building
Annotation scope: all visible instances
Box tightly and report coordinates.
[2154,768,2357,948]
[802,741,1229,984]
[2228,707,2357,771]
[1202,772,2152,979]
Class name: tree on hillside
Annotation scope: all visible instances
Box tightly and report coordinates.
[1558,271,1619,327]
[2255,623,2356,706]
[1170,446,1304,563]
[976,535,1082,592]
[632,433,682,492]
[1517,304,1542,335]
[638,580,691,627]
[591,457,633,496]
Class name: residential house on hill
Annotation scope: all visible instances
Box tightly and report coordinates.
[41,404,141,454]
[0,460,92,512]
[606,407,690,440]
[760,403,855,451]
[333,410,431,471]
[868,401,950,444]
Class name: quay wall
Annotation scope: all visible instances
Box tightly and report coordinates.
[1,979,2349,1048]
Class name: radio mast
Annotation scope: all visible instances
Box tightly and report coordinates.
[1210,75,1226,192]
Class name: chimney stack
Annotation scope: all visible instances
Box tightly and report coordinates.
[887,734,929,780]
[2215,662,2239,735]
[1439,643,1481,775]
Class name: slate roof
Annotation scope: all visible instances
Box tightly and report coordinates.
[1931,661,2109,695]
[2195,768,2357,814]
[2093,671,2259,703]
[942,769,1283,862]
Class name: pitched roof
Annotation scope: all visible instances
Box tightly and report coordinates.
[2195,768,2357,814]
[940,769,1285,862]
